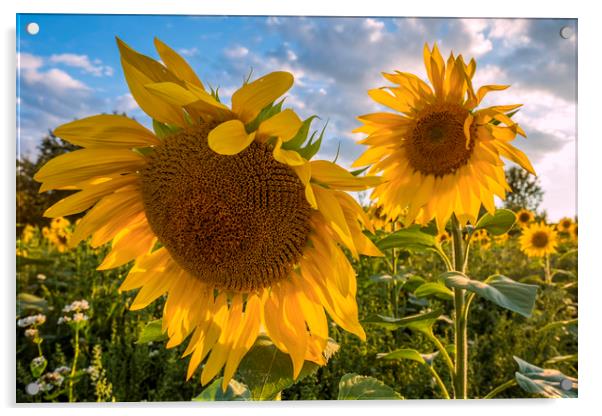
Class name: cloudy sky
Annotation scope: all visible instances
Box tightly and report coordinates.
[16,15,577,220]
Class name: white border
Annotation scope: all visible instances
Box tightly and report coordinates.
[3,1,600,415]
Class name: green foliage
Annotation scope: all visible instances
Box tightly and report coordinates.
[16,132,80,230]
[474,209,516,236]
[137,319,167,344]
[514,356,577,398]
[236,335,339,400]
[193,378,251,401]
[337,373,403,400]
[442,272,538,318]
[376,225,437,251]
[504,166,544,213]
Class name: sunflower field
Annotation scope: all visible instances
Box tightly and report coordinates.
[16,39,578,402]
[16,209,577,401]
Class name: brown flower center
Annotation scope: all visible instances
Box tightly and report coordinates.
[519,212,531,223]
[406,104,476,176]
[140,123,312,292]
[531,231,549,248]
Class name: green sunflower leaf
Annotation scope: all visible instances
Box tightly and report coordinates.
[513,356,577,398]
[474,209,516,236]
[152,119,181,139]
[337,373,404,400]
[16,256,53,270]
[136,319,167,344]
[442,272,538,318]
[363,308,443,333]
[377,348,426,364]
[350,166,369,177]
[376,225,437,251]
[282,115,318,150]
[236,335,339,401]
[245,99,284,133]
[537,318,578,333]
[193,377,250,401]
[414,281,454,301]
[368,273,407,285]
[298,120,328,160]
[17,293,48,315]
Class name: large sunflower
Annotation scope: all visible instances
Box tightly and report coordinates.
[353,43,536,230]
[34,38,382,390]
[519,222,558,258]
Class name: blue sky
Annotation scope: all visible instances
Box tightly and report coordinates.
[16,14,577,220]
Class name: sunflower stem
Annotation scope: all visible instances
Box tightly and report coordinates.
[68,326,80,403]
[483,379,517,399]
[544,254,552,284]
[427,364,451,400]
[451,215,468,399]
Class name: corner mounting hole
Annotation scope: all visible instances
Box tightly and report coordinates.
[560,26,573,39]
[26,22,40,35]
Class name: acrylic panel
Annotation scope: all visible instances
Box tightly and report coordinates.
[16,14,577,402]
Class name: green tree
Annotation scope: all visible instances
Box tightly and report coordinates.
[17,131,80,230]
[503,166,543,213]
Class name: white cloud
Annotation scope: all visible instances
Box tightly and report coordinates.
[460,19,493,56]
[224,45,249,58]
[17,52,105,157]
[19,53,90,93]
[179,47,199,57]
[113,93,139,113]
[489,19,531,47]
[49,53,113,77]
[364,18,385,43]
[534,141,577,221]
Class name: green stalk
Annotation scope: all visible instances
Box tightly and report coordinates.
[451,216,468,399]
[483,379,517,399]
[544,254,552,284]
[426,332,455,377]
[426,365,451,400]
[68,327,80,403]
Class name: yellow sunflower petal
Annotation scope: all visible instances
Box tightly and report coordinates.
[43,174,137,218]
[207,120,255,155]
[121,59,187,126]
[273,138,306,166]
[231,72,294,123]
[368,88,412,114]
[222,294,261,390]
[97,219,157,270]
[476,84,509,104]
[34,149,146,191]
[292,163,317,209]
[69,185,144,247]
[53,115,160,148]
[256,109,302,142]
[310,160,382,191]
[154,37,204,89]
[201,294,244,386]
[312,185,357,257]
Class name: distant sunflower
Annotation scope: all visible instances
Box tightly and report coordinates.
[436,230,451,245]
[353,43,535,230]
[35,38,382,390]
[493,232,509,245]
[556,217,574,233]
[519,222,558,258]
[570,223,578,242]
[42,217,71,252]
[516,209,535,227]
[367,203,402,232]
